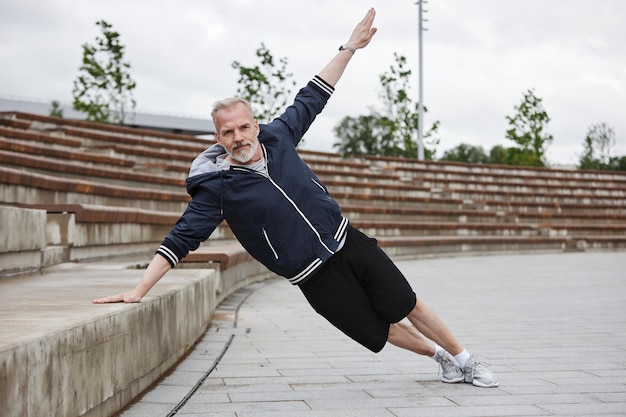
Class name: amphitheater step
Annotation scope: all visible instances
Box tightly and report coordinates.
[377,235,626,259]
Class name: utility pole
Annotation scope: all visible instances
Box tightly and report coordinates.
[416,0,427,160]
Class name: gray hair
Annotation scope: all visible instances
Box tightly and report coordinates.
[211,97,254,128]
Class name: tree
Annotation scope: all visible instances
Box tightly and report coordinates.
[607,156,626,171]
[579,122,616,170]
[49,100,63,118]
[231,43,296,123]
[72,20,136,124]
[488,145,508,165]
[440,143,549,166]
[334,53,439,159]
[333,115,395,157]
[440,143,489,163]
[505,89,553,166]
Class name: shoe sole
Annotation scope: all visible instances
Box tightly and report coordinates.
[441,376,464,383]
[470,380,499,388]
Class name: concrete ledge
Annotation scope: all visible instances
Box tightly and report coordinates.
[0,251,42,276]
[13,204,183,262]
[0,255,274,417]
[0,206,46,275]
[0,206,46,252]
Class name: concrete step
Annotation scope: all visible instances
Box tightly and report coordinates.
[366,155,626,184]
[439,189,626,206]
[0,250,274,417]
[376,235,626,259]
[352,220,538,237]
[352,220,626,238]
[0,260,218,417]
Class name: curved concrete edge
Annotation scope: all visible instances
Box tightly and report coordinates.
[84,271,218,417]
[0,259,274,417]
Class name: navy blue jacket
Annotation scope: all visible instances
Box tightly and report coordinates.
[157,76,349,284]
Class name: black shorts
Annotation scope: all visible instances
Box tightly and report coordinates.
[298,226,416,352]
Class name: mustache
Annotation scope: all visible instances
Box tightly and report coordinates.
[233,142,250,150]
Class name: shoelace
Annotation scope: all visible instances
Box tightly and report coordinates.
[466,358,492,381]
[438,354,461,378]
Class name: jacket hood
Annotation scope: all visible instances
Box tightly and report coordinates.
[186,143,226,193]
[189,143,226,177]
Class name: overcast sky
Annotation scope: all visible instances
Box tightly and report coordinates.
[1,0,624,165]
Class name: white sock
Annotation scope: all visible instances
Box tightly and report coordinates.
[454,349,471,368]
[431,344,444,361]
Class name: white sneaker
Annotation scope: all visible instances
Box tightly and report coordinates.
[434,349,464,383]
[463,355,499,388]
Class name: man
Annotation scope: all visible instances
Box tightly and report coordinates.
[94,8,498,388]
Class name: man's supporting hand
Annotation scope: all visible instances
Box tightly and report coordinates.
[92,254,172,304]
[93,291,143,304]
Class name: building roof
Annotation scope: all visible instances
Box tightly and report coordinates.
[0,97,215,137]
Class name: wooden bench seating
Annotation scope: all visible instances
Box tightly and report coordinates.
[0,137,134,168]
[436,188,626,206]
[318,169,626,200]
[181,243,254,270]
[61,126,209,155]
[378,234,626,258]
[332,192,626,217]
[340,202,626,224]
[3,141,623,209]
[0,111,210,145]
[0,166,190,212]
[7,110,623,206]
[368,155,626,189]
[0,149,184,190]
[0,125,83,148]
[20,203,180,224]
[376,235,574,258]
[89,143,195,170]
[2,110,625,269]
[352,219,626,238]
[352,220,537,237]
[305,154,626,198]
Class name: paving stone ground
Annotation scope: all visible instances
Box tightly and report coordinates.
[119,251,626,417]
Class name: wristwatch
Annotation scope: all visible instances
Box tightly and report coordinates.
[338,45,356,54]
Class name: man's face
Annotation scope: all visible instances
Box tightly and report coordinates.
[214,102,261,164]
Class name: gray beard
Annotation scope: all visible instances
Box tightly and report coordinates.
[228,141,259,164]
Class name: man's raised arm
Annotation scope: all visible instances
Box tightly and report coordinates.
[317,8,377,87]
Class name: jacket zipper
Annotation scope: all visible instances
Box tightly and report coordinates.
[262,227,279,260]
[265,174,334,255]
[238,144,336,257]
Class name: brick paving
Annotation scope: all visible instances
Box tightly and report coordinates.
[119,251,626,417]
